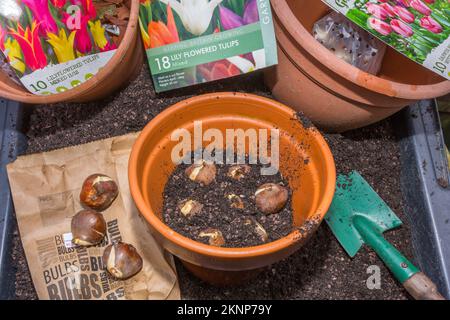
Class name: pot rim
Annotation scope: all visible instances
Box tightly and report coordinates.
[0,0,140,104]
[129,92,336,259]
[272,0,450,100]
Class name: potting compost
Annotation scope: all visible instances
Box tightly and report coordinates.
[7,133,180,300]
[163,159,293,248]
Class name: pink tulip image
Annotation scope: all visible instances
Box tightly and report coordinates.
[366,3,391,20]
[380,3,396,17]
[63,12,93,54]
[9,21,47,71]
[74,15,93,53]
[420,16,443,33]
[368,17,392,36]
[393,5,415,23]
[243,0,259,25]
[220,0,260,31]
[51,0,66,8]
[0,24,6,51]
[219,5,244,30]
[410,0,432,15]
[390,19,414,37]
[22,0,58,36]
[397,0,412,6]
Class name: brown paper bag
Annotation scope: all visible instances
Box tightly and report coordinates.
[7,133,180,300]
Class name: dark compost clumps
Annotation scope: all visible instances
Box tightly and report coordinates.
[163,160,293,248]
[15,65,414,300]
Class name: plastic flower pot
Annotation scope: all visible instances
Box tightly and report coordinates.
[265,0,450,132]
[129,92,336,286]
[0,0,143,104]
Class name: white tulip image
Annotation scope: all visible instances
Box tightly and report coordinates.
[0,0,22,21]
[159,0,223,36]
[226,49,266,73]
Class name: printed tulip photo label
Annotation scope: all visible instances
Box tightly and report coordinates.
[140,0,278,92]
[322,0,450,80]
[0,0,120,95]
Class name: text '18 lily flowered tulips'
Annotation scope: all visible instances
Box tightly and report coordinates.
[348,0,450,63]
[139,0,264,82]
[0,0,117,76]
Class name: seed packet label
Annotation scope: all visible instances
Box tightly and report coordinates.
[20,50,116,95]
[322,0,450,80]
[0,0,119,95]
[139,0,278,93]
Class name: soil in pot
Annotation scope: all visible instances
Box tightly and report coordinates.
[162,155,293,248]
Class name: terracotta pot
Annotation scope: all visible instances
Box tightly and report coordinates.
[0,0,143,104]
[266,0,450,132]
[129,92,336,286]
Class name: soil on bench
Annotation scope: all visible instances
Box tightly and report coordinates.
[163,160,293,248]
[14,65,414,300]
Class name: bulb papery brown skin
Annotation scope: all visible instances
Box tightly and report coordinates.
[71,210,107,246]
[103,242,143,280]
[255,183,289,215]
[185,160,216,186]
[245,218,269,243]
[199,228,225,247]
[80,174,119,211]
[227,164,251,181]
[178,199,203,218]
[227,194,245,209]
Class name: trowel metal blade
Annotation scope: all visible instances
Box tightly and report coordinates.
[325,171,402,257]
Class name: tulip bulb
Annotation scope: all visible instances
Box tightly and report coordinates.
[185,160,216,185]
[199,228,225,246]
[178,199,203,217]
[227,165,251,181]
[255,183,289,215]
[244,218,269,243]
[103,242,143,280]
[71,210,106,246]
[80,174,119,211]
[227,194,245,209]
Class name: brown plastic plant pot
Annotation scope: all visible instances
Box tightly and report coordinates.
[129,92,336,286]
[265,0,450,132]
[0,0,143,104]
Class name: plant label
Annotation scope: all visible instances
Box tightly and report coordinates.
[140,0,278,92]
[322,0,450,80]
[0,1,120,95]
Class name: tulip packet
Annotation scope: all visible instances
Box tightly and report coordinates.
[322,0,450,80]
[0,0,127,95]
[139,0,277,92]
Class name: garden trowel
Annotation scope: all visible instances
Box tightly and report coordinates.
[325,171,445,300]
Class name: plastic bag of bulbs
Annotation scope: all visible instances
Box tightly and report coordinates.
[313,11,386,75]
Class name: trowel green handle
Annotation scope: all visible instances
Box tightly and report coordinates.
[354,216,445,300]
